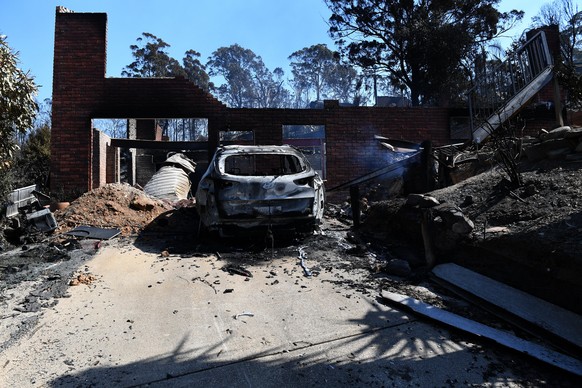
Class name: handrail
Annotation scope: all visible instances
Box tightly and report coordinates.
[467,31,554,143]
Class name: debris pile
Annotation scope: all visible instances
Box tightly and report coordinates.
[1,185,58,247]
[522,125,582,162]
[69,272,97,286]
[358,128,582,314]
[55,183,173,236]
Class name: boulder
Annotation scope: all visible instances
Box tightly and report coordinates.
[539,126,571,141]
[432,203,474,235]
[406,193,440,208]
[130,195,157,211]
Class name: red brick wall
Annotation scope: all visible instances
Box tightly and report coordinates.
[50,8,565,197]
[106,145,119,184]
[224,106,450,188]
[92,129,110,188]
[51,8,107,196]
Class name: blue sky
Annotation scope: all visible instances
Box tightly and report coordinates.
[1,0,554,103]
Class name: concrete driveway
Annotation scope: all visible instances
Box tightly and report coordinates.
[0,237,568,387]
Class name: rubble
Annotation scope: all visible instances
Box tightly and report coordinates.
[69,273,97,286]
[358,126,582,315]
[0,124,581,386]
[522,125,582,162]
[55,183,173,236]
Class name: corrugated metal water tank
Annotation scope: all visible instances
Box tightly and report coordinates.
[144,153,196,202]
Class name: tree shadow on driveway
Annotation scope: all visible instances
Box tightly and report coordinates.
[46,298,573,387]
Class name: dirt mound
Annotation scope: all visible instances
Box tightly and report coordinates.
[360,158,582,313]
[55,183,173,236]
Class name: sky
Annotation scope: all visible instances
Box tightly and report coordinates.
[0,0,558,103]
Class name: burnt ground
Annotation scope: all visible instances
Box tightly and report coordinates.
[1,160,582,384]
[360,157,582,315]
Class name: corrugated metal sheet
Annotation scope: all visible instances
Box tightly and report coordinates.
[144,166,192,202]
[163,153,196,173]
[6,184,37,218]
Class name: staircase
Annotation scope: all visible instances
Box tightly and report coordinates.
[468,31,554,144]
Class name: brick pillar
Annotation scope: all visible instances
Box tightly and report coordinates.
[136,119,158,140]
[106,145,120,183]
[50,7,107,197]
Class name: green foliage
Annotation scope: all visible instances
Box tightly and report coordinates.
[288,44,367,107]
[531,0,582,108]
[532,0,581,65]
[556,61,582,109]
[122,33,211,90]
[183,50,211,91]
[122,33,184,78]
[289,44,337,104]
[207,44,291,108]
[325,0,523,106]
[12,124,51,192]
[0,35,38,199]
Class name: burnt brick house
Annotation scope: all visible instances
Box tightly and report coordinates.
[50,7,561,198]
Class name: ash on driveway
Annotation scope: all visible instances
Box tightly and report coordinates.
[0,217,576,387]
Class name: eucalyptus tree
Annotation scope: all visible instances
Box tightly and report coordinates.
[207,44,290,108]
[183,49,211,91]
[533,0,581,65]
[122,32,185,78]
[325,0,524,106]
[289,44,337,105]
[288,43,368,107]
[532,0,582,108]
[0,35,38,196]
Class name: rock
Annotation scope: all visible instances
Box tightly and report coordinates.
[523,183,539,197]
[433,203,474,235]
[406,194,439,208]
[390,246,425,268]
[452,218,475,234]
[419,196,440,208]
[485,226,510,234]
[406,193,424,207]
[130,195,156,211]
[105,200,125,213]
[539,126,571,141]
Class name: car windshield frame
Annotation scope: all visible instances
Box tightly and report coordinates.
[217,152,307,177]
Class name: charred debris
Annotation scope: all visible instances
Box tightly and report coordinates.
[2,127,582,261]
[2,131,582,375]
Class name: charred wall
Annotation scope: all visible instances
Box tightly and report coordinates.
[50,7,564,197]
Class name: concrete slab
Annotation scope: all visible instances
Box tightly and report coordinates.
[0,241,574,386]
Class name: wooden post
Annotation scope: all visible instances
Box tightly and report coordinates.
[350,185,361,228]
[421,140,433,193]
[553,76,564,127]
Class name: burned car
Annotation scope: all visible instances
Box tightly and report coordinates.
[196,145,325,236]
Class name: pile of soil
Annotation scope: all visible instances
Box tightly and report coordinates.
[55,183,173,236]
[361,157,582,313]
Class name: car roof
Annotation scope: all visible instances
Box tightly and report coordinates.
[217,145,303,156]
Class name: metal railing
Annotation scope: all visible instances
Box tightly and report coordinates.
[467,31,554,141]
